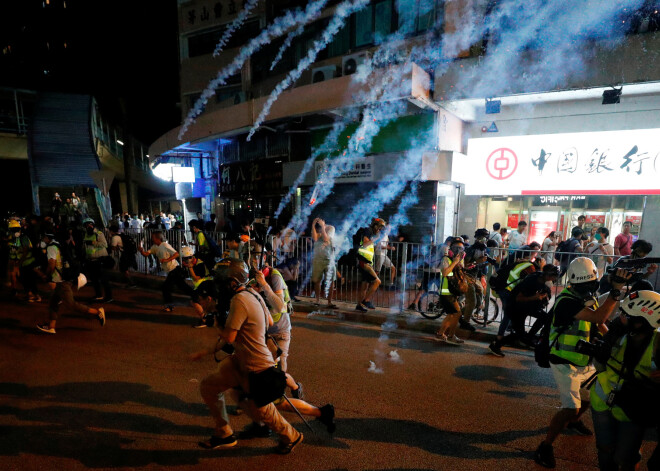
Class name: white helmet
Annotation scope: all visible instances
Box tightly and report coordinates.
[567,257,598,284]
[180,246,194,258]
[621,290,660,328]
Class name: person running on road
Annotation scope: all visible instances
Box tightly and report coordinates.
[354,218,385,312]
[36,233,105,334]
[138,230,192,312]
[180,246,217,328]
[191,258,303,453]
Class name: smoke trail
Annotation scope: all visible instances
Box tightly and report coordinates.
[212,0,260,57]
[179,0,331,139]
[270,24,305,71]
[246,0,370,141]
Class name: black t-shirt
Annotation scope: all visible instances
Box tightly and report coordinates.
[192,261,208,278]
[551,295,585,328]
[508,272,547,313]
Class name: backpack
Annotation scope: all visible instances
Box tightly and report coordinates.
[201,231,223,258]
[120,233,138,258]
[534,295,572,368]
[447,261,469,296]
[488,260,519,292]
[554,238,578,262]
[50,241,81,282]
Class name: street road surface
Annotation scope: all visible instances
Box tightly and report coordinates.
[0,286,657,470]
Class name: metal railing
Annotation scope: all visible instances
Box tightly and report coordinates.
[109,231,660,326]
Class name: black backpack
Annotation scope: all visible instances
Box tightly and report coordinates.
[120,233,138,257]
[201,231,224,258]
[50,242,81,282]
[488,260,518,292]
[554,238,578,262]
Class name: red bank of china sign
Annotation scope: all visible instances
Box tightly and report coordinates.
[454,128,660,196]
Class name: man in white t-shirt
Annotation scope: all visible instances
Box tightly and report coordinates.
[130,214,142,231]
[138,230,193,312]
[507,220,528,254]
[489,223,503,246]
[585,226,614,278]
[36,233,106,334]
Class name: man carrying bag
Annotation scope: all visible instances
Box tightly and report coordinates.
[191,258,302,454]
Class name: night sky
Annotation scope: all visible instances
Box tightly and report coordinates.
[0,0,181,144]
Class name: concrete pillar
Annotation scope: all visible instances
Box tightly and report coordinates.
[638,196,660,290]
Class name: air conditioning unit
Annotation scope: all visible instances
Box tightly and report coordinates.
[311,66,336,84]
[342,52,368,76]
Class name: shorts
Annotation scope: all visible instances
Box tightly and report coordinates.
[358,260,377,283]
[311,258,335,283]
[440,295,460,314]
[374,254,392,272]
[550,362,595,409]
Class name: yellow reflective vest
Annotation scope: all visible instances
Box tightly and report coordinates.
[549,289,594,367]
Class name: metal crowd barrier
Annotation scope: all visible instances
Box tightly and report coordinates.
[109,230,660,326]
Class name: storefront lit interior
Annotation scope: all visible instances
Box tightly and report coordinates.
[477,195,645,244]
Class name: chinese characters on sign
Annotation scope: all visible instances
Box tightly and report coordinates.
[315,156,375,183]
[535,195,585,205]
[458,129,660,195]
[219,160,282,195]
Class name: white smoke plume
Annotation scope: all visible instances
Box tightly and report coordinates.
[212,0,260,57]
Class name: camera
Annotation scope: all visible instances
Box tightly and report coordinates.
[575,338,612,364]
[203,309,228,328]
[605,266,645,285]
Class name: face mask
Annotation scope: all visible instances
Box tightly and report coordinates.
[86,227,94,235]
[595,233,602,241]
[450,245,464,255]
[545,280,554,288]
[40,241,47,249]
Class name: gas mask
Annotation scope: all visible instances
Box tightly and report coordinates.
[40,241,47,249]
[570,280,600,301]
[450,245,464,256]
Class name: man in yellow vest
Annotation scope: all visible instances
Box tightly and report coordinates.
[534,257,630,468]
[354,218,385,312]
[589,290,660,471]
[181,246,216,328]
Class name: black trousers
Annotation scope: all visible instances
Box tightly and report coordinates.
[162,266,194,304]
[86,259,112,299]
[493,304,548,349]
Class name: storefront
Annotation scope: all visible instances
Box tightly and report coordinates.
[452,128,658,244]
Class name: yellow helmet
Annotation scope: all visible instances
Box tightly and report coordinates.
[8,220,20,229]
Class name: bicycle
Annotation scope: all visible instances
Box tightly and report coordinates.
[471,295,500,325]
[419,290,444,319]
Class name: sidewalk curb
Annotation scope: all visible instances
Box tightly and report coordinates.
[291,298,499,343]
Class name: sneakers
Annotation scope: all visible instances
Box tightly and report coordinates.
[275,432,303,455]
[193,318,208,328]
[488,342,505,357]
[355,303,368,312]
[28,294,42,303]
[534,442,556,468]
[37,324,56,334]
[567,420,593,436]
[445,335,464,345]
[97,308,106,326]
[408,302,421,312]
[362,300,376,310]
[237,423,271,439]
[435,333,448,342]
[318,404,336,434]
[459,319,476,332]
[162,305,174,312]
[199,434,238,449]
[291,382,304,400]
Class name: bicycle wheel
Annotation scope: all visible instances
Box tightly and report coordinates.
[471,296,500,325]
[419,291,444,320]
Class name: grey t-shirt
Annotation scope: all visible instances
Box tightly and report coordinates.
[226,289,276,373]
[267,272,291,335]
